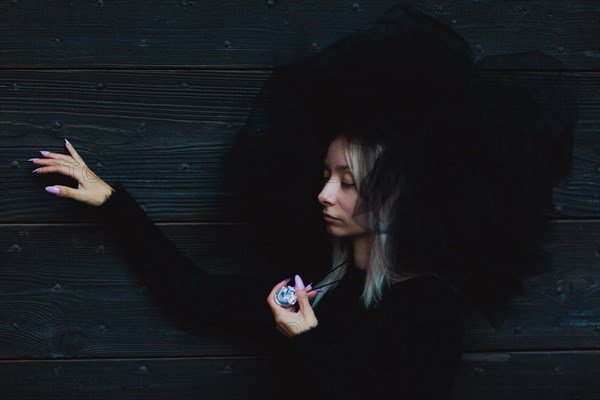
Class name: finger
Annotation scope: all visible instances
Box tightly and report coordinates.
[296,290,317,322]
[295,289,312,309]
[30,158,76,168]
[32,163,81,180]
[30,158,56,165]
[294,274,305,290]
[63,138,87,166]
[44,185,85,202]
[37,150,74,162]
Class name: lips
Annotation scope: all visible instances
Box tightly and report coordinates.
[323,213,339,220]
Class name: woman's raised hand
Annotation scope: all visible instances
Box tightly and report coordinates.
[267,275,319,339]
[30,139,115,207]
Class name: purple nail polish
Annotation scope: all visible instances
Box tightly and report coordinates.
[40,150,50,156]
[294,274,305,290]
[28,158,40,162]
[45,186,60,195]
[282,278,291,284]
[64,138,72,147]
[32,167,42,173]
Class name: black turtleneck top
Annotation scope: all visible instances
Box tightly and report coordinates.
[97,183,464,399]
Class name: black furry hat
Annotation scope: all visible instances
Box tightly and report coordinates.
[223,4,578,322]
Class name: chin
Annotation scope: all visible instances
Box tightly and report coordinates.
[325,226,343,236]
[326,226,351,238]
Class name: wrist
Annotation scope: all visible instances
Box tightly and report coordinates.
[97,186,115,207]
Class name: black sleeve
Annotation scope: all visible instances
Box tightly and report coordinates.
[96,183,281,334]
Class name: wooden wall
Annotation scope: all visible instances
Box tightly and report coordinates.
[1,1,598,398]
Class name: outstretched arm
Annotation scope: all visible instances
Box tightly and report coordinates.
[96,183,278,329]
[30,139,280,333]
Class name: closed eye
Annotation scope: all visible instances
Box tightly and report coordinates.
[323,175,355,187]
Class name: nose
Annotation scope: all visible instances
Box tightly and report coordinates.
[318,178,336,206]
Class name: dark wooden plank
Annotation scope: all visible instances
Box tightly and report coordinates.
[0,356,288,400]
[0,222,280,359]
[0,351,598,400]
[451,350,600,400]
[1,0,598,69]
[0,220,598,359]
[1,70,598,221]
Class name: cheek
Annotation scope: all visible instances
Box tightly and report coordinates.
[339,194,368,220]
[353,198,370,228]
[336,194,356,216]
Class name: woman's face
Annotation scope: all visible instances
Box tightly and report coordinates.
[318,136,370,237]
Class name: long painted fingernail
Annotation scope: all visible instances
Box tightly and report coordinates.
[64,138,72,147]
[294,274,305,290]
[45,186,60,195]
[40,150,50,156]
[282,278,291,284]
[32,167,42,173]
[28,158,40,162]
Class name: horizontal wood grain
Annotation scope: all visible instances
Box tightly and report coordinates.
[451,350,600,400]
[1,70,597,221]
[0,356,285,400]
[1,220,598,359]
[2,1,597,399]
[1,0,598,69]
[0,351,597,400]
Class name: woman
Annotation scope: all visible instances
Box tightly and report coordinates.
[29,4,576,399]
[31,134,464,399]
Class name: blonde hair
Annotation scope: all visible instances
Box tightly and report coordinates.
[311,136,421,309]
